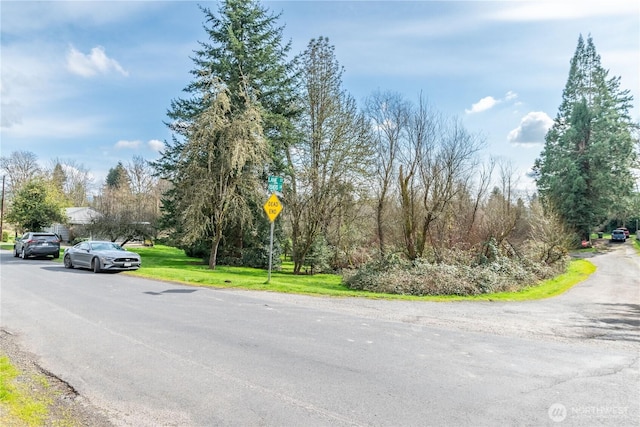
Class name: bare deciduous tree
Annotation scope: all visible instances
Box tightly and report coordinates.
[0,150,42,195]
[525,198,572,264]
[419,117,484,260]
[125,155,162,230]
[365,90,410,257]
[285,37,373,274]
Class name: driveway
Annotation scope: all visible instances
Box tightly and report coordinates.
[249,242,639,349]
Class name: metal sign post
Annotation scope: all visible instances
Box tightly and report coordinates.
[263,193,282,283]
[267,221,275,283]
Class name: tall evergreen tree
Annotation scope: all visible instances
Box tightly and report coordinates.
[51,163,67,195]
[533,35,638,241]
[175,83,267,269]
[153,0,298,263]
[160,0,298,172]
[105,162,129,190]
[47,158,92,207]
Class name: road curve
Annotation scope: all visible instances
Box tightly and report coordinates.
[1,243,638,426]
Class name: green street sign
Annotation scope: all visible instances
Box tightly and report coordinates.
[268,176,283,192]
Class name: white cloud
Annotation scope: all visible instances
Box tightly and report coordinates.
[67,46,129,78]
[115,140,141,149]
[0,42,74,128]
[466,96,498,114]
[507,112,554,146]
[465,91,518,114]
[0,115,104,139]
[1,100,23,128]
[504,91,518,101]
[148,139,164,152]
[0,2,165,35]
[489,1,638,22]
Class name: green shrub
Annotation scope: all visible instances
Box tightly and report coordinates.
[343,248,569,297]
[182,239,210,260]
[241,244,282,269]
[303,236,332,274]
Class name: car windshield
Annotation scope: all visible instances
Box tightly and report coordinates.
[91,242,124,251]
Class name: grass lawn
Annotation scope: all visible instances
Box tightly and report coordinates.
[0,356,51,426]
[125,244,596,302]
[450,259,596,301]
[128,245,375,297]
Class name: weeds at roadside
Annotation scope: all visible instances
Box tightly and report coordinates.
[0,355,51,426]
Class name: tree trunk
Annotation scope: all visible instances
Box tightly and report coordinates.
[291,218,302,274]
[208,232,222,270]
[293,241,311,275]
[376,197,385,258]
[399,166,416,260]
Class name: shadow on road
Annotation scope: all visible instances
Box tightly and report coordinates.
[2,256,58,263]
[40,266,121,274]
[144,289,198,296]
[578,303,640,343]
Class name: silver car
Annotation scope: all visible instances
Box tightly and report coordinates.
[63,241,141,273]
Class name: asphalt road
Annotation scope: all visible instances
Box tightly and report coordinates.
[0,243,638,426]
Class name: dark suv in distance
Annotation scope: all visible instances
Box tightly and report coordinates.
[610,229,626,242]
[617,227,630,239]
[14,232,61,259]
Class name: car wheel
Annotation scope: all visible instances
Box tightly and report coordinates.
[92,258,101,273]
[63,254,74,269]
[53,252,60,259]
[21,248,27,259]
[13,247,18,257]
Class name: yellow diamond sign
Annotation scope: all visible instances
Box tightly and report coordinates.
[263,193,282,222]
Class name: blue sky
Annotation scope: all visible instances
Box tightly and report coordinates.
[1,1,638,194]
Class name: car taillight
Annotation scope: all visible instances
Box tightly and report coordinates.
[26,239,35,243]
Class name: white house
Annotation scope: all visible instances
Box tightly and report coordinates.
[46,207,101,242]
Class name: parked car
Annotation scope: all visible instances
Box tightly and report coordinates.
[14,232,61,259]
[610,229,626,242]
[616,227,630,239]
[63,241,141,273]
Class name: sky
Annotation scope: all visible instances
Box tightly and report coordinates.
[1,0,639,195]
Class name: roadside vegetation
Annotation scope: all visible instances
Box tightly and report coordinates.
[0,355,56,426]
[103,244,595,302]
